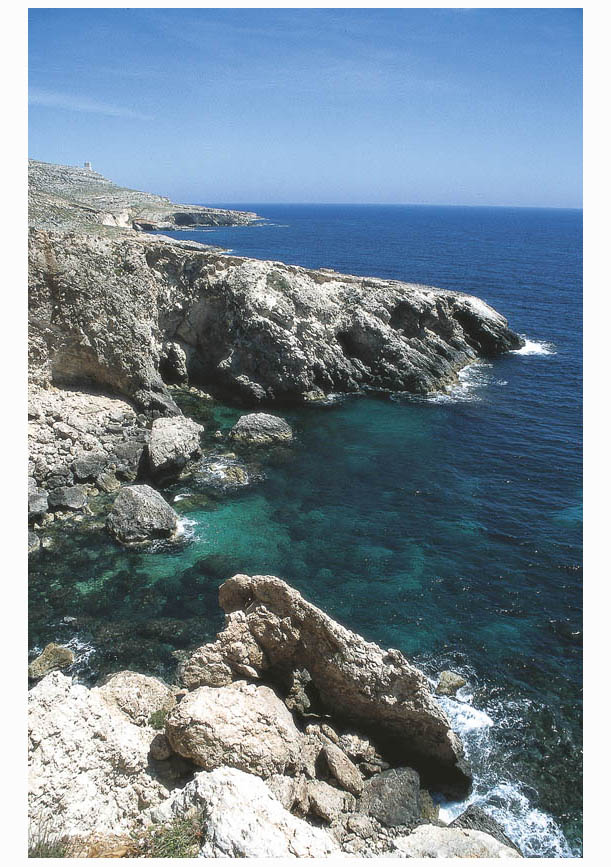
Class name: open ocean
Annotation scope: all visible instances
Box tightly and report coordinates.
[29,204,582,856]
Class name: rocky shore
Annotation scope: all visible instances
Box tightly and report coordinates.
[28,162,528,857]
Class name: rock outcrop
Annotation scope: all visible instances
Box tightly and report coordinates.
[105,485,179,544]
[28,672,169,838]
[97,670,176,727]
[450,805,523,855]
[149,767,341,857]
[393,824,522,858]
[165,680,302,777]
[180,574,472,797]
[28,643,75,680]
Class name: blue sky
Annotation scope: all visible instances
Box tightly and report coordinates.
[28,8,582,207]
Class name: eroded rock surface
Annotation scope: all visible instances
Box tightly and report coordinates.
[181,573,472,796]
[230,412,293,444]
[393,824,522,858]
[97,670,176,727]
[147,416,204,478]
[28,643,75,680]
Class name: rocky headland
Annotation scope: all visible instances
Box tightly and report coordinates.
[28,162,527,857]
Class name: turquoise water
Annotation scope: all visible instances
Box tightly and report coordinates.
[29,205,582,856]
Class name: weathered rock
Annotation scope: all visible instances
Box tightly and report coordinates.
[97,670,175,727]
[106,485,178,544]
[149,734,173,761]
[28,672,168,838]
[165,680,302,778]
[393,825,522,858]
[28,530,40,555]
[230,413,293,445]
[436,670,467,696]
[28,488,48,521]
[323,742,364,796]
[306,779,354,824]
[72,451,108,480]
[47,484,87,510]
[450,805,522,855]
[28,643,75,680]
[147,416,204,478]
[357,767,421,827]
[183,574,471,796]
[149,767,340,857]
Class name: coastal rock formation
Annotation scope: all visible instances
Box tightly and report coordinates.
[435,670,467,696]
[106,485,179,544]
[393,825,522,858]
[147,416,204,479]
[97,670,176,727]
[149,767,341,857]
[357,767,422,827]
[450,805,523,855]
[28,163,523,410]
[180,574,472,797]
[165,680,302,777]
[28,643,75,680]
[229,413,294,444]
[28,672,168,838]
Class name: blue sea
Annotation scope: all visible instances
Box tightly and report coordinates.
[29,205,582,856]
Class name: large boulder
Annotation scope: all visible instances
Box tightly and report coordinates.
[28,672,168,839]
[393,825,522,858]
[97,670,175,727]
[357,767,421,827]
[106,485,178,545]
[149,767,340,857]
[229,413,293,445]
[181,574,471,797]
[165,680,302,778]
[147,416,204,478]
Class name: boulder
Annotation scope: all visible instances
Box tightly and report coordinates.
[450,805,522,855]
[47,484,88,511]
[306,779,354,824]
[182,574,471,797]
[147,416,204,478]
[436,670,467,696]
[229,413,293,445]
[28,488,48,521]
[323,742,364,796]
[28,530,40,555]
[28,643,75,680]
[97,670,175,727]
[72,451,109,481]
[28,672,168,838]
[149,767,340,857]
[357,767,421,827]
[106,485,178,545]
[393,825,522,858]
[165,680,302,778]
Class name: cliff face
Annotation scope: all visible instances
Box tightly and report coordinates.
[28,227,523,410]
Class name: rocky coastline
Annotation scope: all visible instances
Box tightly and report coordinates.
[28,162,527,857]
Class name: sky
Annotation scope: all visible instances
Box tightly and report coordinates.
[28,7,582,208]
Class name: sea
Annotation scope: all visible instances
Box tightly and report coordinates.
[29,204,582,856]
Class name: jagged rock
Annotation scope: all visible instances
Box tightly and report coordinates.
[28,672,168,838]
[357,767,421,827]
[28,530,40,555]
[147,416,204,478]
[229,413,293,445]
[28,488,48,521]
[393,825,522,858]
[450,805,522,855]
[183,574,471,796]
[97,670,175,727]
[106,485,178,544]
[436,670,467,696]
[193,456,251,490]
[148,767,340,857]
[306,779,354,824]
[110,440,147,481]
[165,680,302,778]
[160,341,189,385]
[72,451,108,480]
[28,643,75,680]
[323,742,364,796]
[47,484,87,510]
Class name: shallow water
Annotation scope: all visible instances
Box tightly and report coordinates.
[30,205,582,856]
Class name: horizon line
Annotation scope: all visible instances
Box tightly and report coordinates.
[204,201,583,212]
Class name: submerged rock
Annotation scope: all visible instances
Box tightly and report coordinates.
[105,485,178,544]
[181,574,472,797]
[165,680,302,778]
[436,670,467,696]
[229,413,293,445]
[393,824,522,858]
[28,643,75,680]
[149,767,340,857]
[147,416,204,479]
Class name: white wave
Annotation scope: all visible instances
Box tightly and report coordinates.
[176,516,197,540]
[511,338,556,356]
[426,361,493,404]
[173,493,189,502]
